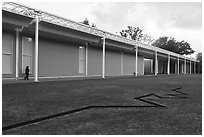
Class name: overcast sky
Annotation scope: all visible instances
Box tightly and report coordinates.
[23,2,202,57]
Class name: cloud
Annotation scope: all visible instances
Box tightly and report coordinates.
[89,2,202,56]
[152,2,202,30]
[90,3,137,32]
[90,2,202,31]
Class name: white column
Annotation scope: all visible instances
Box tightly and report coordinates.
[190,60,191,74]
[150,60,153,73]
[184,58,186,74]
[85,43,88,76]
[102,35,106,78]
[121,50,123,76]
[181,63,184,73]
[135,46,138,76]
[34,17,39,82]
[15,28,19,80]
[177,56,179,74]
[194,62,196,74]
[155,50,158,75]
[167,54,170,75]
[142,58,144,75]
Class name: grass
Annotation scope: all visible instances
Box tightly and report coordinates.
[2,74,202,135]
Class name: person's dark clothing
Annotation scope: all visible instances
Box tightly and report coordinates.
[24,66,29,80]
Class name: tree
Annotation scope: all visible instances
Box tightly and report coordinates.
[152,36,195,55]
[140,34,154,45]
[91,23,97,28]
[120,30,128,38]
[152,36,168,49]
[196,52,202,62]
[119,26,143,41]
[82,18,89,26]
[177,40,195,55]
[119,26,153,44]
[81,18,97,28]
[167,38,179,54]
[152,37,180,54]
[196,52,202,73]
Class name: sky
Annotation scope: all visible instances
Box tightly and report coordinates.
[22,1,202,58]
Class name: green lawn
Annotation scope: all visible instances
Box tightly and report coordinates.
[2,74,202,135]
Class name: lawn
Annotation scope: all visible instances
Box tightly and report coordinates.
[2,74,202,135]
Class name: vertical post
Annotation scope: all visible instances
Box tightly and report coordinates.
[175,60,177,74]
[194,61,196,74]
[150,60,153,73]
[184,57,186,74]
[135,45,138,76]
[177,56,179,74]
[142,57,144,75]
[167,54,170,75]
[155,50,158,75]
[15,28,19,80]
[34,17,39,82]
[121,50,123,76]
[85,43,88,76]
[181,62,183,73]
[102,35,106,78]
[190,60,191,74]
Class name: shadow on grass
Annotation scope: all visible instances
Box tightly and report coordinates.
[2,87,189,132]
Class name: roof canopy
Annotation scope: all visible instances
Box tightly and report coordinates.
[2,2,198,62]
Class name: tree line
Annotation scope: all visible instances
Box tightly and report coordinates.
[118,25,201,73]
[119,26,194,55]
[81,18,201,73]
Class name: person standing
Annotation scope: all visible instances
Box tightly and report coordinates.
[24,66,29,80]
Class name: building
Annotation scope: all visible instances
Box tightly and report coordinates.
[2,2,199,82]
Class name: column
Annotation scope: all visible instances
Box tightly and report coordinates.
[181,62,184,73]
[175,61,177,74]
[85,43,88,76]
[121,50,123,76]
[155,50,158,75]
[177,57,180,74]
[184,57,186,74]
[135,46,138,76]
[34,17,39,82]
[167,54,170,75]
[15,28,19,80]
[194,62,196,74]
[102,35,106,78]
[150,60,153,73]
[190,60,191,74]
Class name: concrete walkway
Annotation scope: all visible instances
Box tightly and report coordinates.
[2,74,159,84]
[2,76,102,84]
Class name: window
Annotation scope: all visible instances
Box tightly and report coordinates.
[79,46,85,73]
[2,33,13,74]
[22,37,33,73]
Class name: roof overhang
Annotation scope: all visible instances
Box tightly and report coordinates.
[2,2,199,62]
